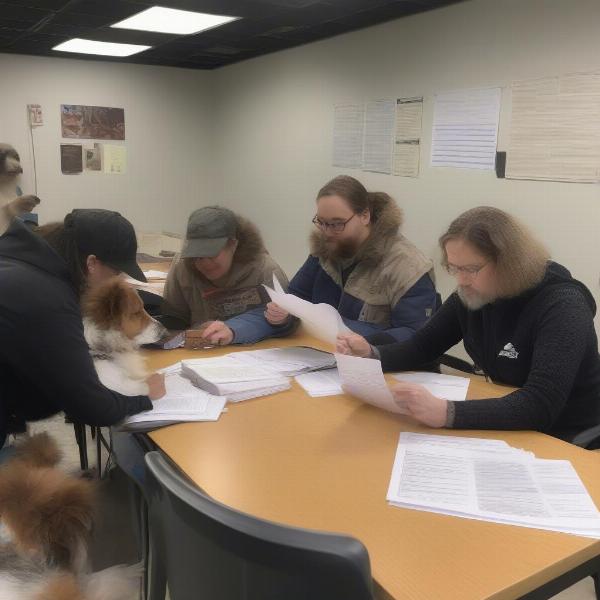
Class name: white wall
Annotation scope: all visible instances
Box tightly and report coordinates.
[3,0,600,328]
[212,0,600,326]
[0,53,214,234]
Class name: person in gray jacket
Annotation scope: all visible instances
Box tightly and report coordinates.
[161,206,292,345]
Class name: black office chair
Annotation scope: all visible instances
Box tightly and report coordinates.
[144,450,374,600]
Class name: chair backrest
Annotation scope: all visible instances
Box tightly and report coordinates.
[144,451,374,600]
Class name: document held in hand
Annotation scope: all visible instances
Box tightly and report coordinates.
[335,353,408,414]
[263,275,351,346]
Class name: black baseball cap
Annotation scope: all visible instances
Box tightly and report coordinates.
[64,209,146,282]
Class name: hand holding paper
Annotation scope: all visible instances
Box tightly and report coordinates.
[335,353,408,414]
[263,275,350,345]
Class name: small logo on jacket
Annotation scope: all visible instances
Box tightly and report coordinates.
[498,343,519,359]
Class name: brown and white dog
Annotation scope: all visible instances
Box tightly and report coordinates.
[83,277,166,396]
[0,433,140,600]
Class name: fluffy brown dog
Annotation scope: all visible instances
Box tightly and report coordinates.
[83,277,166,396]
[0,433,139,600]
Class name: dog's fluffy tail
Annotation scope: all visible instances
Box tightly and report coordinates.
[14,432,62,468]
[82,564,142,600]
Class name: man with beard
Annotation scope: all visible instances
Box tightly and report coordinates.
[337,206,600,447]
[259,175,437,343]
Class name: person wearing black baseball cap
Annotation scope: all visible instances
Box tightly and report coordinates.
[161,205,294,345]
[64,208,147,284]
[0,209,164,456]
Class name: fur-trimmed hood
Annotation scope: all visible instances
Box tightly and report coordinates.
[309,195,404,265]
[229,215,267,266]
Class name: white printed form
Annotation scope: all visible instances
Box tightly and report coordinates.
[431,87,501,169]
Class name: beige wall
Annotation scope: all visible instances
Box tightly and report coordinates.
[213,0,600,329]
[2,0,600,332]
[0,53,214,234]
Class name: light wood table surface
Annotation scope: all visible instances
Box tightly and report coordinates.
[144,334,600,600]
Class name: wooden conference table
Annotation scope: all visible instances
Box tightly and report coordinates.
[144,334,600,600]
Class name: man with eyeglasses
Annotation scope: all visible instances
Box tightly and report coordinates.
[338,206,600,448]
[259,175,437,345]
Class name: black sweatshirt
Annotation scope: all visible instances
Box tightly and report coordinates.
[378,262,600,443]
[0,220,151,446]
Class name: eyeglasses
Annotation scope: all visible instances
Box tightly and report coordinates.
[445,262,488,278]
[312,214,355,233]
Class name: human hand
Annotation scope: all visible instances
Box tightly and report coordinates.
[336,333,372,357]
[146,372,166,400]
[391,382,448,427]
[264,302,290,325]
[200,321,234,346]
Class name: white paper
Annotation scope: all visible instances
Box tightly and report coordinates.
[102,144,127,174]
[363,99,395,174]
[264,276,351,346]
[123,365,226,425]
[332,103,365,169]
[393,372,470,401]
[124,277,165,296]
[387,438,600,538]
[231,347,335,377]
[295,369,343,397]
[431,87,501,169]
[143,269,167,279]
[335,353,406,414]
[393,97,423,177]
[506,70,600,182]
[399,432,534,459]
[181,356,291,401]
[182,357,280,384]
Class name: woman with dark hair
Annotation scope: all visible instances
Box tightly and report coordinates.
[250,175,437,344]
[337,206,600,446]
[0,209,164,452]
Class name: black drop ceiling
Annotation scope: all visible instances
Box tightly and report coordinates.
[0,0,466,70]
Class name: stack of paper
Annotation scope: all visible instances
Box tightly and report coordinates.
[181,356,290,402]
[295,369,343,397]
[387,432,600,538]
[393,372,470,401]
[231,346,335,377]
[121,363,227,431]
[263,276,350,345]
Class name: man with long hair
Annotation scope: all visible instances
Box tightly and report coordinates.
[338,206,600,446]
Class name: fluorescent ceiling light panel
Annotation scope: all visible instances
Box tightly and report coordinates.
[53,38,151,57]
[111,6,239,35]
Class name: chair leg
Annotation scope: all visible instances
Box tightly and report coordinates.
[96,427,103,476]
[73,423,89,471]
[593,572,599,600]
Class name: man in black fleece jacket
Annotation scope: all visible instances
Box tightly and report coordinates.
[337,207,600,447]
[0,211,161,449]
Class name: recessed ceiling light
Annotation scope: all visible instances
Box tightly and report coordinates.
[53,38,151,57]
[111,6,239,35]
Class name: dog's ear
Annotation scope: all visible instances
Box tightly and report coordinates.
[13,432,62,468]
[82,277,130,329]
